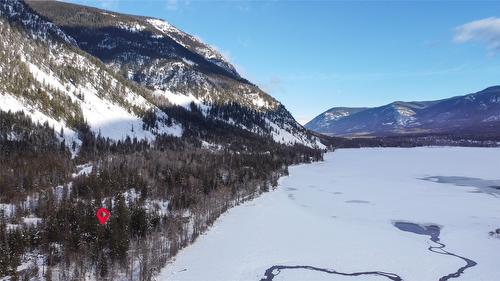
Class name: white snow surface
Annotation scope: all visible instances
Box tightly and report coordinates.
[117,22,146,33]
[154,90,207,111]
[0,203,15,217]
[483,115,500,122]
[158,147,500,281]
[267,118,325,149]
[325,110,350,121]
[0,92,81,147]
[249,93,270,108]
[22,216,42,226]
[2,52,183,148]
[72,163,93,177]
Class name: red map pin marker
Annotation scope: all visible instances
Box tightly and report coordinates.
[96,208,110,225]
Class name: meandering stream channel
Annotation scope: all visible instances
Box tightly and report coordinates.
[260,222,477,281]
[159,149,500,281]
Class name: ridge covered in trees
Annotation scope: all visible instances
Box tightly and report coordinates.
[0,109,322,280]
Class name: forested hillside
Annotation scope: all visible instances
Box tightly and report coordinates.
[1,109,321,280]
[0,1,324,280]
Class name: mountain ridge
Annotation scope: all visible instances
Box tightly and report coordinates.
[306,86,500,137]
[1,0,323,149]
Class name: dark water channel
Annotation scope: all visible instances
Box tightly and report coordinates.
[260,221,477,281]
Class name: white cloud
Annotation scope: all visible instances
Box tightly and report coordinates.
[454,17,500,54]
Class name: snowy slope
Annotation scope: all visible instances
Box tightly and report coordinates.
[305,107,368,132]
[23,61,182,141]
[0,0,183,147]
[0,0,323,149]
[146,18,239,77]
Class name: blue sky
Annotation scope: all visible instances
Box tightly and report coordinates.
[66,0,500,124]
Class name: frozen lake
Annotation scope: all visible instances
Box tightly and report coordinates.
[158,148,500,281]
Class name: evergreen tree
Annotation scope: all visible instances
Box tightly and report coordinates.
[109,194,130,263]
[0,215,9,276]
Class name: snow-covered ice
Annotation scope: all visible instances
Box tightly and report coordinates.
[158,147,500,281]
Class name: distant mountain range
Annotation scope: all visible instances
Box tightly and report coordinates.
[305,86,500,137]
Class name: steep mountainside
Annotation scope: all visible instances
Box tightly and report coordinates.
[0,0,321,150]
[0,0,182,148]
[25,0,320,148]
[306,86,500,137]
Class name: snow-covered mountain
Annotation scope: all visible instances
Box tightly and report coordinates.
[0,2,325,280]
[0,0,322,150]
[0,0,182,148]
[305,107,368,132]
[305,86,500,137]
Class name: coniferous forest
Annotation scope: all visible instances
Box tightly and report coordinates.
[0,1,325,279]
[0,109,323,281]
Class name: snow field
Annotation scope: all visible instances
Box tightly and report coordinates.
[158,147,500,281]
